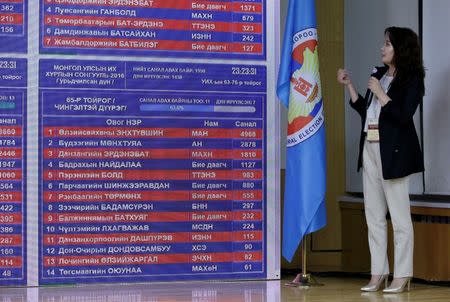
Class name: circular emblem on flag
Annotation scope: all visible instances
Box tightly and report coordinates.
[287,28,324,147]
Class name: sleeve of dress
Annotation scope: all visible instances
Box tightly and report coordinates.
[349,93,367,118]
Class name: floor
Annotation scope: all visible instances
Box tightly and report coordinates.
[0,275,449,301]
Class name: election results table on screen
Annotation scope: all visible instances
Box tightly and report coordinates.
[0,0,27,52]
[41,0,265,59]
[0,58,27,286]
[39,58,267,283]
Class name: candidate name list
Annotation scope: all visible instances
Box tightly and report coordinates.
[39,59,266,283]
[41,0,264,58]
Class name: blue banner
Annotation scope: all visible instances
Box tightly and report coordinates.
[277,0,326,262]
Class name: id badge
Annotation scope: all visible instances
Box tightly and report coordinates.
[367,118,379,142]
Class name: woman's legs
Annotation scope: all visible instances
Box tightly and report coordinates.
[361,140,414,291]
[362,141,390,276]
[382,176,413,278]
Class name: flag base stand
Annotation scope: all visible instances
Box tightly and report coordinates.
[284,273,324,287]
[284,235,324,288]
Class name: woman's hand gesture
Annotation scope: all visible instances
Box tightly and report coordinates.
[337,68,352,85]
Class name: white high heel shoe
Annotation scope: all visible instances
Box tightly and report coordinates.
[360,275,389,292]
[383,277,411,293]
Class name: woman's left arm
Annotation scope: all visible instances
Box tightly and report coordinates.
[378,77,421,125]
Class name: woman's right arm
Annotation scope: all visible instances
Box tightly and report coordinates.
[337,68,359,102]
[337,68,366,115]
[346,83,359,103]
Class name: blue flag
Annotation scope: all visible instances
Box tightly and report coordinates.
[277,0,327,262]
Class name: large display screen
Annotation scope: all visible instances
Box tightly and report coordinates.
[0,58,27,286]
[0,0,279,286]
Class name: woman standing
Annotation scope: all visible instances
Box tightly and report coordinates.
[337,26,425,293]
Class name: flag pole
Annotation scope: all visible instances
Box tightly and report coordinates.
[301,235,309,283]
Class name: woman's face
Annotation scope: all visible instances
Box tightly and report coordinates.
[381,34,395,65]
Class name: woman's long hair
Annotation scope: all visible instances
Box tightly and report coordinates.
[385,26,425,96]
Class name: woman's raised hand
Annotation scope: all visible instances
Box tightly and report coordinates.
[337,68,359,103]
[337,68,352,85]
